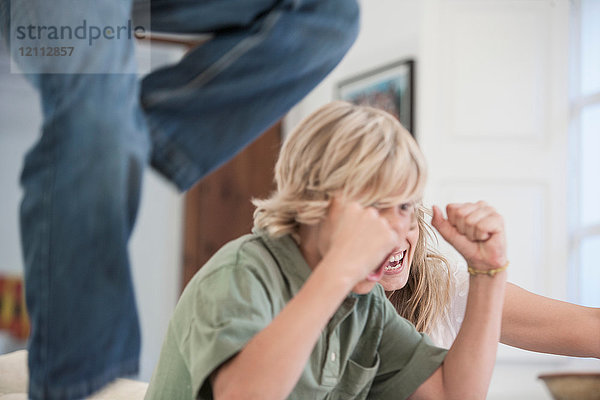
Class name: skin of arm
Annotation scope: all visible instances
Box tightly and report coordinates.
[410,202,508,400]
[501,283,600,359]
[210,200,399,400]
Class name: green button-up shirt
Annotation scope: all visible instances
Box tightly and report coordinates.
[145,232,447,400]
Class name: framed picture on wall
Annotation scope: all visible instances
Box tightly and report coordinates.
[336,59,415,136]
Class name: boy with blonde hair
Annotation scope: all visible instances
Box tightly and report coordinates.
[146,101,509,399]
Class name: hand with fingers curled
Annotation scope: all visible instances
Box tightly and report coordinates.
[323,197,399,282]
[431,201,508,274]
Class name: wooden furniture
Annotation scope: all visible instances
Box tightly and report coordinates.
[181,123,281,289]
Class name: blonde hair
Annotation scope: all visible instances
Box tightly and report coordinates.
[386,207,452,334]
[253,101,426,238]
[253,100,451,334]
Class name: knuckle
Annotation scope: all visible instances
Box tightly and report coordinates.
[366,207,379,218]
[475,224,485,233]
[465,214,477,226]
[456,208,468,218]
[447,203,458,213]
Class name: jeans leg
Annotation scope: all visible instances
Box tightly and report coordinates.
[21,73,149,400]
[141,0,360,190]
[2,1,150,398]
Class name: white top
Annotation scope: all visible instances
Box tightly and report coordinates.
[428,261,470,349]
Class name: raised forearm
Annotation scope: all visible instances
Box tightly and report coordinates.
[409,202,509,400]
[440,272,507,399]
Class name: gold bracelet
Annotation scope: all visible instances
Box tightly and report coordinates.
[467,261,509,277]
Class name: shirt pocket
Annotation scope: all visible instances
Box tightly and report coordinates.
[334,352,380,398]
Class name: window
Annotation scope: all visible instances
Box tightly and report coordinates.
[570,0,600,307]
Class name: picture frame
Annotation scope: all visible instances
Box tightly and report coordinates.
[336,59,415,136]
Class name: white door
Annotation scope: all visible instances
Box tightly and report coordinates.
[417,1,596,399]
[419,0,569,306]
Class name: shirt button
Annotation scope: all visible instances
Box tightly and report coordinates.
[330,352,336,362]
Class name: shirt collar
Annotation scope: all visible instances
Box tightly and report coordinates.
[254,229,313,294]
[255,229,359,323]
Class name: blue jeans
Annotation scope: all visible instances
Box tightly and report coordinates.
[0,0,359,398]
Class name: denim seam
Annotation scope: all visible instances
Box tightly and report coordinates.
[143,7,284,108]
[185,9,282,88]
[149,124,203,190]
[38,88,58,394]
